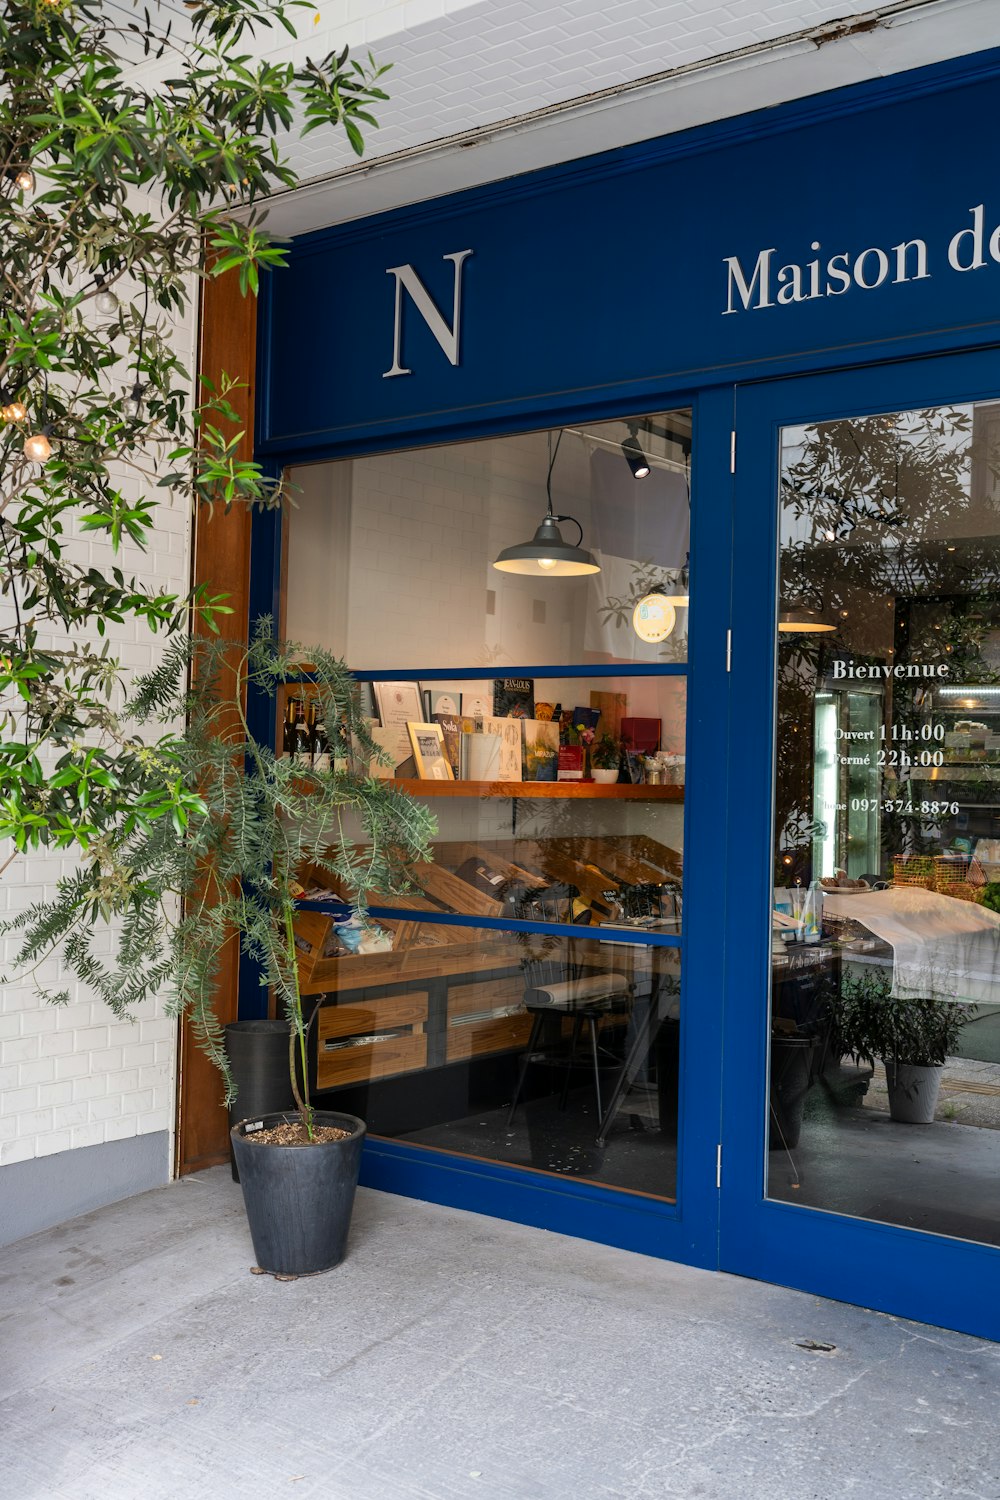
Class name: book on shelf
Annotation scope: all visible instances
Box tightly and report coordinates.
[522,719,559,781]
[621,716,660,754]
[557,746,585,781]
[460,683,493,722]
[427,688,461,718]
[482,716,523,779]
[432,713,462,777]
[492,677,534,719]
[461,731,502,781]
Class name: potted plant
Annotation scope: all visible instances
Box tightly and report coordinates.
[590,733,621,784]
[10,623,434,1277]
[830,968,970,1123]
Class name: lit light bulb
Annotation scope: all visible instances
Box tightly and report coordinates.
[537,558,557,570]
[14,167,34,193]
[94,282,119,316]
[1,400,26,423]
[23,431,52,463]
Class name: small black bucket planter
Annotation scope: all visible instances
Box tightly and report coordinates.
[230,1111,366,1277]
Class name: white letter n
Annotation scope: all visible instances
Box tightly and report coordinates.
[383,249,474,377]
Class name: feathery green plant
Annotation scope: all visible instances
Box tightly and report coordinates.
[6,620,435,1135]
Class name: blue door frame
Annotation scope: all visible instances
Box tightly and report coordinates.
[721,349,1000,1341]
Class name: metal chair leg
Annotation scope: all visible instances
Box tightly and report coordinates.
[559,1015,583,1110]
[588,1016,603,1120]
[506,1011,545,1127]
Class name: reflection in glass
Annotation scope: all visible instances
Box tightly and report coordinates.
[769,400,1000,1247]
[283,411,691,670]
[296,922,680,1200]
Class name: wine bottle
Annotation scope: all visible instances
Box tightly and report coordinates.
[312,712,331,773]
[292,700,313,768]
[283,697,300,758]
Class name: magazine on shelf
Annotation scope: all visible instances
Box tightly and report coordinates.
[522,719,559,781]
[482,716,523,779]
[432,713,462,778]
[492,677,535,719]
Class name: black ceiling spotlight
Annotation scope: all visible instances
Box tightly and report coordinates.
[493,431,600,577]
[621,422,651,479]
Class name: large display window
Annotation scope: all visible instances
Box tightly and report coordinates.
[277,411,691,1201]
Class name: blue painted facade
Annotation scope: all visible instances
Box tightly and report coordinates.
[253,48,1000,1340]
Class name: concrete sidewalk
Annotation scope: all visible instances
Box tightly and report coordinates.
[1,1169,998,1500]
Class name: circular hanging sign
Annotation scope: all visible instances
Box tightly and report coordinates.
[632,593,676,643]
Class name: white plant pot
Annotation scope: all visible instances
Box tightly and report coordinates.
[591,768,619,784]
[884,1060,943,1123]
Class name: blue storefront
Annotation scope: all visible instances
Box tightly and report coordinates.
[249,46,1000,1340]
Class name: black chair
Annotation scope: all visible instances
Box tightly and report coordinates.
[505,886,633,1126]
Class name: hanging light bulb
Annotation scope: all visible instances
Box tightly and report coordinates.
[13,167,35,193]
[94,278,119,316]
[1,396,27,424]
[23,428,53,463]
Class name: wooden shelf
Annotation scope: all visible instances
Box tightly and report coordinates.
[387,778,683,801]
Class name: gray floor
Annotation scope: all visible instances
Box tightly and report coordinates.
[2,1172,1000,1500]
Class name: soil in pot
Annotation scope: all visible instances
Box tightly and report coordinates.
[231,1109,366,1277]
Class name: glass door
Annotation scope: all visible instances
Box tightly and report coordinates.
[721,353,1000,1340]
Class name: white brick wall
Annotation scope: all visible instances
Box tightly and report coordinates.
[0,288,197,1172]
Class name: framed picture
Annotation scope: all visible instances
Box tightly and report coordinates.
[373,680,424,730]
[407,722,455,781]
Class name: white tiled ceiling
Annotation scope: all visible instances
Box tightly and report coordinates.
[120,0,1000,233]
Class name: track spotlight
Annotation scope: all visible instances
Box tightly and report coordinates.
[621,423,650,479]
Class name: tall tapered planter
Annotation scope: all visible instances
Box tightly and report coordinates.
[224,1020,296,1182]
[230,1111,366,1276]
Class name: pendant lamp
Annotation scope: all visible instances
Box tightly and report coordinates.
[493,431,600,577]
[778,602,837,634]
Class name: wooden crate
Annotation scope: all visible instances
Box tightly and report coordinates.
[316,993,428,1090]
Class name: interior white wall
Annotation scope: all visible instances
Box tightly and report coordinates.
[284,420,690,672]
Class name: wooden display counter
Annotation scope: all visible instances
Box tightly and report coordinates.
[293,833,681,1097]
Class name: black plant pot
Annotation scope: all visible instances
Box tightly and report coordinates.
[224,1020,297,1183]
[769,1034,814,1150]
[230,1111,366,1276]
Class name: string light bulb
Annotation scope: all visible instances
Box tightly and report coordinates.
[94,278,119,316]
[1,397,26,424]
[13,167,34,193]
[23,428,53,463]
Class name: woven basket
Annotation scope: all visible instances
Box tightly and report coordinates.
[938,880,983,903]
[934,855,970,890]
[892,855,936,889]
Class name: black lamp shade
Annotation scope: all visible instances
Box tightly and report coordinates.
[493,514,600,576]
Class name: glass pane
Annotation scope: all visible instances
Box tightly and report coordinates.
[296,919,680,1200]
[769,398,1000,1247]
[286,673,685,929]
[283,411,691,669]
